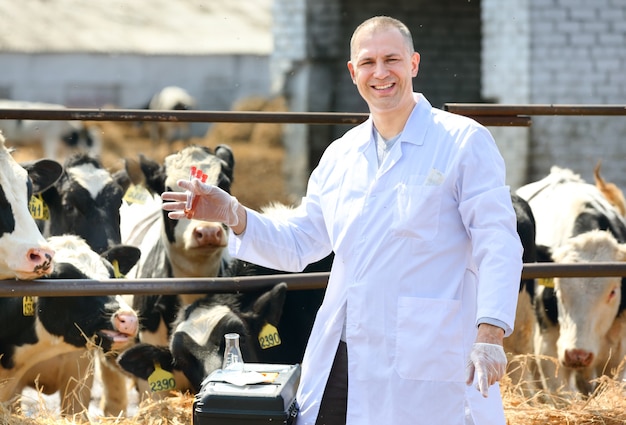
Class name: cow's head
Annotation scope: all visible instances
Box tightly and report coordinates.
[42,235,141,352]
[40,153,126,254]
[117,282,287,393]
[126,144,235,278]
[548,230,626,370]
[0,134,60,279]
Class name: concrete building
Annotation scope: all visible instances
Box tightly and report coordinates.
[0,0,273,136]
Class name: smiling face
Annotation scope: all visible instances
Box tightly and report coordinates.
[347,23,420,119]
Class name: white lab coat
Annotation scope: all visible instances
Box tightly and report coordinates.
[229,94,522,425]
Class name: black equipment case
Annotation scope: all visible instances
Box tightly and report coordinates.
[193,363,300,425]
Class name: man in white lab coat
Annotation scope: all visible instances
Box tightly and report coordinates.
[162,16,522,425]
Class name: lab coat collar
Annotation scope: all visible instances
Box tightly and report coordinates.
[398,93,431,147]
[355,93,432,152]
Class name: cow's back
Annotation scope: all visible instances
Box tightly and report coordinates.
[517,166,626,247]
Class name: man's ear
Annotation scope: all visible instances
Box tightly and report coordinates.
[347,61,356,84]
[412,52,420,78]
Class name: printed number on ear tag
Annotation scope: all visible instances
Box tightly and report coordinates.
[29,194,49,220]
[123,184,151,205]
[148,363,176,393]
[258,323,282,349]
[23,296,35,316]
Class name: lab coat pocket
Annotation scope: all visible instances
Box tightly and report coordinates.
[395,296,465,382]
[392,182,442,241]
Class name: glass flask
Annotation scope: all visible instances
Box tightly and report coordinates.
[222,333,245,372]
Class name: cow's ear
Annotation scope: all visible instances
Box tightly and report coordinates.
[215,144,235,178]
[21,159,63,194]
[124,157,145,186]
[215,144,234,168]
[102,245,141,276]
[117,343,173,380]
[247,282,288,326]
[112,169,132,194]
[125,154,165,195]
[140,155,166,195]
[536,244,553,263]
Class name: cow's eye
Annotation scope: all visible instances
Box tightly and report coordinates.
[608,287,618,302]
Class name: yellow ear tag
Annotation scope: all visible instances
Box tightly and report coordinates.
[29,194,49,220]
[111,259,125,279]
[537,278,554,288]
[148,363,176,393]
[258,323,282,349]
[123,184,150,205]
[23,296,35,316]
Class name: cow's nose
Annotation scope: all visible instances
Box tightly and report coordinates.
[564,348,594,368]
[114,311,139,337]
[193,224,225,247]
[28,247,55,275]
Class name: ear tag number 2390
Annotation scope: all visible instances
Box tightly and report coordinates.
[148,363,176,393]
[258,323,282,349]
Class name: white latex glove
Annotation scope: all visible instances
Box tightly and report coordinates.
[465,343,507,398]
[161,179,240,226]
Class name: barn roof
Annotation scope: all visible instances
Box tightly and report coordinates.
[0,0,272,55]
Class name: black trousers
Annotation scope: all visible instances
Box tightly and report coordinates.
[315,341,348,425]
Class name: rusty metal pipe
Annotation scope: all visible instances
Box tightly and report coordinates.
[1,263,626,297]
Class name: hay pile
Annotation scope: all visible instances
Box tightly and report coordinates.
[502,375,626,424]
[3,368,626,424]
[1,391,194,425]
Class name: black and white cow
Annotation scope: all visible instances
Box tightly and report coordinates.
[0,234,140,413]
[119,144,234,397]
[517,166,626,394]
[500,194,539,394]
[29,153,139,416]
[0,100,102,161]
[0,132,61,280]
[117,282,288,394]
[143,86,196,145]
[37,153,128,255]
[122,144,233,282]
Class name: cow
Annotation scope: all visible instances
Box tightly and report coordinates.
[0,234,140,415]
[0,132,60,280]
[143,86,196,146]
[119,144,234,398]
[517,166,626,394]
[121,144,233,282]
[502,193,539,395]
[117,282,289,395]
[37,153,128,255]
[29,153,140,416]
[0,100,102,161]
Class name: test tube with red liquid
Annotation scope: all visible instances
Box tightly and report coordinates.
[184,166,208,218]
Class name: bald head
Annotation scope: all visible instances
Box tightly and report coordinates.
[350,16,415,62]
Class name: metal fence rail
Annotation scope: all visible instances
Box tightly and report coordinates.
[443,103,626,126]
[0,107,527,127]
[1,262,626,297]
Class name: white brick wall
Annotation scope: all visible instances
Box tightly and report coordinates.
[482,0,531,189]
[483,0,626,190]
[529,0,626,188]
